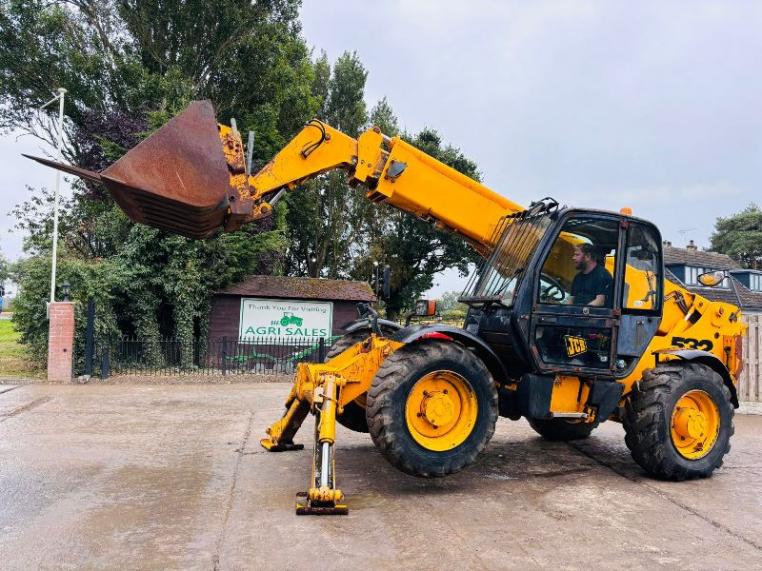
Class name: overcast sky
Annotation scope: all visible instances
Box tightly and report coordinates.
[300,1,762,295]
[2,1,761,297]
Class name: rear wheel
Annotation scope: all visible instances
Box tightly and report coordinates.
[366,340,497,477]
[623,362,734,480]
[326,327,397,433]
[528,418,596,441]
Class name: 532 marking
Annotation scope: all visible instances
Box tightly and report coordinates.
[671,336,713,351]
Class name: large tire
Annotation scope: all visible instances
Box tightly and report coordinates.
[326,327,397,434]
[366,340,498,477]
[528,418,596,441]
[623,362,734,481]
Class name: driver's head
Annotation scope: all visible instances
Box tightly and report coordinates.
[573,243,597,271]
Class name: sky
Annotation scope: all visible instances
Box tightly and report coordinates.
[1,1,761,297]
[299,0,762,295]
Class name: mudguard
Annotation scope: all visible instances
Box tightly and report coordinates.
[343,318,402,334]
[392,324,509,385]
[655,348,739,408]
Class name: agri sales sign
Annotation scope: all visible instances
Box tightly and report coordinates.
[239,298,333,339]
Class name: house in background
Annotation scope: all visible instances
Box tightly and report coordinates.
[664,240,762,315]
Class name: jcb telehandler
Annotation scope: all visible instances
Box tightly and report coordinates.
[29,100,746,515]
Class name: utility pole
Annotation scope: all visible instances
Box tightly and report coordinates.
[40,87,67,306]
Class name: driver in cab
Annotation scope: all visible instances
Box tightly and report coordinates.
[566,243,613,307]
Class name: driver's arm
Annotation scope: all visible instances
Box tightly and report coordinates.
[588,294,606,307]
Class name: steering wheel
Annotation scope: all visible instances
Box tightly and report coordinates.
[539,274,566,303]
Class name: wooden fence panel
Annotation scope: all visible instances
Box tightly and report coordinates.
[740,314,761,403]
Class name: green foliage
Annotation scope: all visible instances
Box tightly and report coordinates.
[3,1,485,357]
[2,0,307,364]
[283,51,369,278]
[0,320,40,378]
[711,204,762,269]
[283,57,481,318]
[11,256,123,365]
[436,291,468,324]
[0,250,8,283]
[367,128,481,319]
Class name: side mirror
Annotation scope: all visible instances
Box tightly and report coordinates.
[697,270,726,287]
[414,299,437,317]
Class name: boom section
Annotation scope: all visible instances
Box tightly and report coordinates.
[248,120,523,252]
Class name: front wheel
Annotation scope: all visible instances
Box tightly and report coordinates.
[366,340,497,477]
[623,362,734,480]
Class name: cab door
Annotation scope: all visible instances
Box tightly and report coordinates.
[527,212,625,376]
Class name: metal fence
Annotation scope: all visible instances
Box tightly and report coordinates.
[740,314,761,403]
[88,336,340,378]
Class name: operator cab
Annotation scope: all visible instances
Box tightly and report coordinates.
[460,198,663,380]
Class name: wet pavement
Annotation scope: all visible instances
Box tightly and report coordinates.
[1,382,761,570]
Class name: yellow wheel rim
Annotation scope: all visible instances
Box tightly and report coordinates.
[404,370,478,452]
[670,390,720,460]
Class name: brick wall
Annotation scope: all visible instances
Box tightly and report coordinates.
[48,302,74,382]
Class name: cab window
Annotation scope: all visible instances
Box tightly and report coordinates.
[537,217,619,309]
[623,223,662,312]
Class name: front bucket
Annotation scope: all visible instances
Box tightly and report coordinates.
[27,100,250,239]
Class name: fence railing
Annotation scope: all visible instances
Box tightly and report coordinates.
[740,314,761,403]
[87,336,341,378]
[82,322,762,398]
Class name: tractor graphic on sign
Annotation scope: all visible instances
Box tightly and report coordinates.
[279,312,304,327]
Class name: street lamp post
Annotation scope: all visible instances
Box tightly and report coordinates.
[40,87,67,306]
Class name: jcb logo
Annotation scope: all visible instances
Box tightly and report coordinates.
[564,335,587,357]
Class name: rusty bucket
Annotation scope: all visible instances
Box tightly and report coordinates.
[26,100,249,239]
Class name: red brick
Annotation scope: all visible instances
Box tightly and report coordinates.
[48,302,75,382]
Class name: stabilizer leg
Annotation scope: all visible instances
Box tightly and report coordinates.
[260,390,309,452]
[296,374,348,515]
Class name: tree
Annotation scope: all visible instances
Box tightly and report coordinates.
[284,77,482,319]
[0,250,8,285]
[436,291,469,324]
[361,127,482,319]
[283,51,369,278]
[711,204,762,269]
[2,1,313,363]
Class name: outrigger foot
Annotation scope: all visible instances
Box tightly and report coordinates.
[295,491,348,515]
[259,438,304,452]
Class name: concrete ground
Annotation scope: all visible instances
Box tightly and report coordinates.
[1,382,761,570]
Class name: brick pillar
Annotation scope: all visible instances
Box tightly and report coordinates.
[48,301,75,382]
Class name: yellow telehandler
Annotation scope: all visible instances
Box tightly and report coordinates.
[29,100,746,515]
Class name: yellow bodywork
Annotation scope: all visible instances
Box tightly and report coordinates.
[260,335,402,513]
[404,370,479,451]
[234,118,746,511]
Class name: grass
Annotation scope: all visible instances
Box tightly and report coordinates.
[0,319,43,379]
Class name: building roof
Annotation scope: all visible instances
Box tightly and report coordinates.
[729,279,762,311]
[664,244,762,311]
[663,244,741,270]
[664,251,762,311]
[216,275,376,302]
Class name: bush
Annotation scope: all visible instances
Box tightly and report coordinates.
[12,256,122,366]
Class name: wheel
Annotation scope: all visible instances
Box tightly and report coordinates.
[366,340,497,477]
[326,326,398,433]
[528,418,596,441]
[623,362,734,480]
